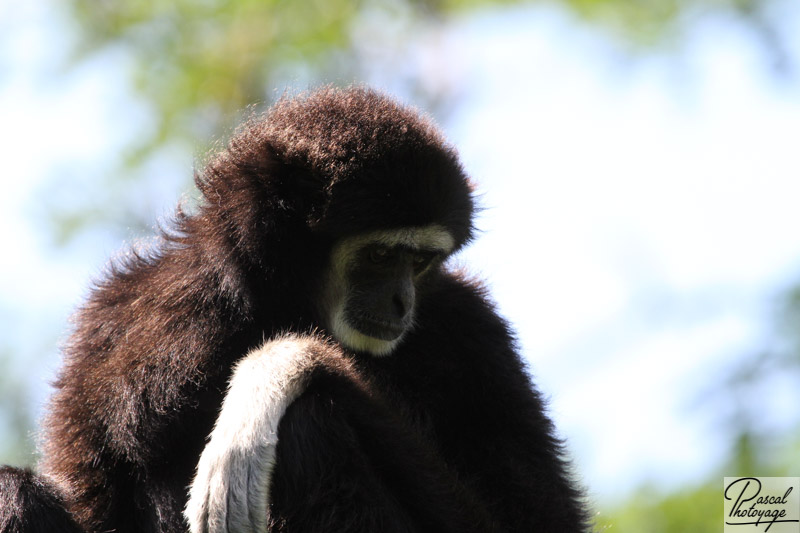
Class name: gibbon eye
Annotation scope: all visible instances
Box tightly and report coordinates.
[412,252,436,274]
[369,246,391,264]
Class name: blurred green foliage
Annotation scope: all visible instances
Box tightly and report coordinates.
[596,483,720,532]
[51,0,788,240]
[68,0,782,131]
[595,432,800,532]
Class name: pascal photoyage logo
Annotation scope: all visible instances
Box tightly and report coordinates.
[724,477,800,532]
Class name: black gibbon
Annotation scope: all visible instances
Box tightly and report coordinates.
[0,87,589,532]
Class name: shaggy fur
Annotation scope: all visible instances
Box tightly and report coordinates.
[0,86,589,532]
[0,467,82,532]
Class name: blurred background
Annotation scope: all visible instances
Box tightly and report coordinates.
[1,0,799,530]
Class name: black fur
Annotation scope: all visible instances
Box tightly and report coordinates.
[268,274,588,532]
[0,86,589,532]
[0,467,81,532]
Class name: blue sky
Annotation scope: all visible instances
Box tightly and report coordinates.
[1,0,799,504]
[446,6,800,498]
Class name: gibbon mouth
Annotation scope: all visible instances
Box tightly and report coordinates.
[351,315,405,341]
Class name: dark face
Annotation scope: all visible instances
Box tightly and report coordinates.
[319,226,455,356]
[344,244,441,341]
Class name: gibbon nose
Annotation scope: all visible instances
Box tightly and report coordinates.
[392,282,414,320]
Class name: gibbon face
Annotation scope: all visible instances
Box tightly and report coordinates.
[319,225,455,356]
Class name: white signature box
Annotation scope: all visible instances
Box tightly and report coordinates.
[724,477,800,533]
